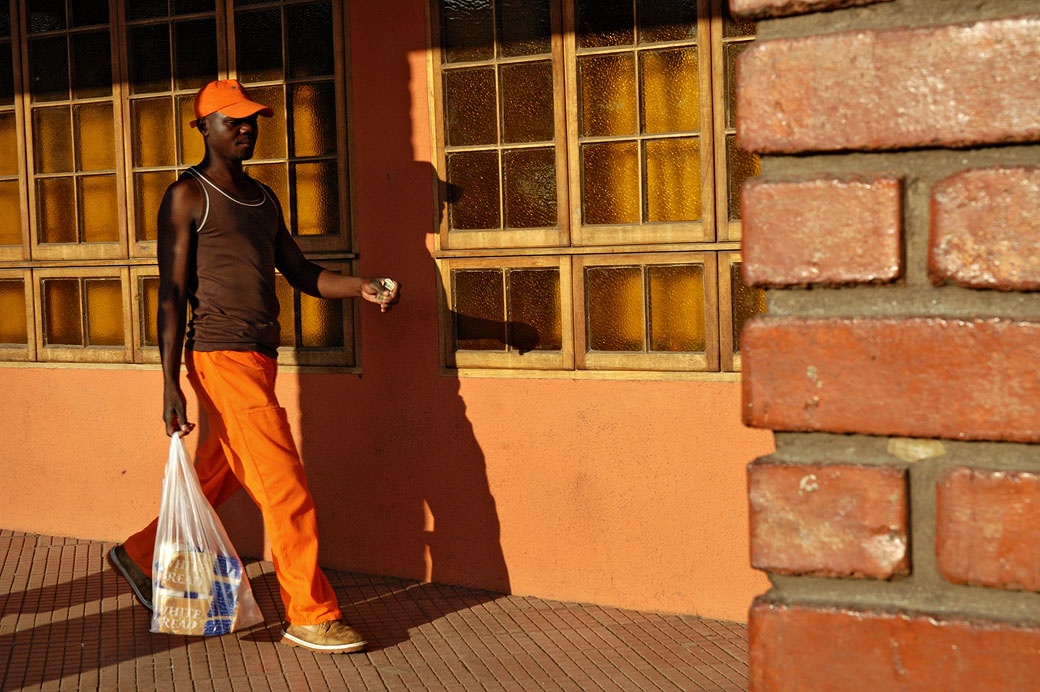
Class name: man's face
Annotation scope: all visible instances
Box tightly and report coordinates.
[201,112,260,161]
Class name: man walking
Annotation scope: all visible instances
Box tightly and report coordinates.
[108,79,397,654]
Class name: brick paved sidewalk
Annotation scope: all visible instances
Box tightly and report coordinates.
[0,531,748,691]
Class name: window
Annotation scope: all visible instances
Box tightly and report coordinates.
[0,0,355,368]
[431,0,765,374]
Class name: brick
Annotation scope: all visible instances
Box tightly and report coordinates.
[742,175,902,287]
[930,167,1040,290]
[729,0,891,20]
[742,316,1040,442]
[748,461,908,578]
[736,16,1040,154]
[937,467,1040,592]
[750,600,1040,692]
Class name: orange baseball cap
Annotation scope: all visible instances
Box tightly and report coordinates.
[189,79,273,128]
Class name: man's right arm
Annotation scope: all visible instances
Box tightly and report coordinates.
[157,179,201,437]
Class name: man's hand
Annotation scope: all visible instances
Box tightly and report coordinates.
[162,384,195,437]
[360,278,400,313]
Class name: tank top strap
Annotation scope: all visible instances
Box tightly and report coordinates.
[185,168,211,233]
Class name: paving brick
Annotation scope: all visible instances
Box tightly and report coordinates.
[742,175,902,287]
[736,16,1040,153]
[937,466,1040,592]
[930,166,1040,290]
[728,0,891,19]
[750,600,1040,692]
[749,461,908,578]
[742,316,1040,442]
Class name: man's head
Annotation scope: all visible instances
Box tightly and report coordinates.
[191,79,273,161]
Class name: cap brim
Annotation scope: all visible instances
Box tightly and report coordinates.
[189,101,274,128]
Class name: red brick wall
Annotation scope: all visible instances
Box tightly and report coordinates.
[734,1,1040,689]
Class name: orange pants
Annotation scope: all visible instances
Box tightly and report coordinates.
[123,349,342,626]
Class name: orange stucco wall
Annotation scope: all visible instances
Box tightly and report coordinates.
[0,1,773,623]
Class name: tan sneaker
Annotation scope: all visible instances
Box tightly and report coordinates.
[280,619,367,654]
[107,544,153,611]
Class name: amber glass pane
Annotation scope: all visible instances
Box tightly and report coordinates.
[134,171,175,242]
[286,2,333,79]
[80,175,119,242]
[292,161,338,236]
[641,47,699,134]
[292,82,336,157]
[637,0,697,43]
[174,18,218,90]
[177,94,205,164]
[132,98,175,167]
[301,292,343,348]
[246,85,286,160]
[29,36,69,102]
[29,0,65,33]
[0,6,8,36]
[507,269,561,351]
[71,0,108,26]
[175,0,214,14]
[498,0,551,58]
[74,103,115,172]
[579,54,636,137]
[732,263,765,353]
[453,269,505,351]
[645,137,701,223]
[727,134,760,221]
[127,0,167,21]
[582,142,638,225]
[128,24,171,94]
[275,274,295,347]
[723,7,756,37]
[440,0,493,64]
[33,106,73,174]
[0,40,14,106]
[648,264,704,352]
[586,266,643,351]
[247,162,288,209]
[0,280,27,344]
[0,180,20,245]
[70,31,111,101]
[500,61,554,144]
[576,0,632,48]
[503,148,556,228]
[236,8,283,83]
[724,42,750,129]
[0,111,17,175]
[447,150,500,230]
[85,279,123,346]
[444,68,496,147]
[141,276,159,346]
[43,278,83,345]
[37,177,76,243]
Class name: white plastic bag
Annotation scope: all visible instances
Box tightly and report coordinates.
[150,432,264,636]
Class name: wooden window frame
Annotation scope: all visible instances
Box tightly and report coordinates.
[717,250,740,371]
[33,265,133,363]
[129,264,159,364]
[275,259,359,369]
[0,0,30,262]
[0,267,34,361]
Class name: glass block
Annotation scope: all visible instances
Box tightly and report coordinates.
[453,269,505,351]
[498,0,551,57]
[286,2,333,79]
[85,279,124,346]
[33,106,73,174]
[446,150,500,230]
[444,67,497,147]
[70,0,107,25]
[0,280,27,344]
[0,180,20,245]
[132,97,175,168]
[581,141,638,225]
[0,111,17,175]
[29,36,70,102]
[275,274,295,347]
[71,30,112,99]
[637,0,698,43]
[645,137,701,223]
[507,269,561,350]
[43,278,83,345]
[128,23,172,94]
[503,147,556,228]
[724,42,750,129]
[291,82,336,157]
[648,264,705,352]
[727,134,760,221]
[174,0,215,14]
[177,94,206,164]
[235,8,283,83]
[641,47,699,134]
[0,41,13,106]
[576,0,632,48]
[579,53,636,137]
[292,161,338,236]
[723,7,756,37]
[731,263,765,352]
[242,85,286,160]
[500,61,554,144]
[301,291,343,347]
[126,0,167,21]
[37,177,76,243]
[80,175,119,243]
[141,276,160,347]
[246,162,288,210]
[174,18,218,90]
[134,171,175,241]
[74,102,115,172]
[440,0,493,64]
[586,266,643,351]
[29,0,65,33]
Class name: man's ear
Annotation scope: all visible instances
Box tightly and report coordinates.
[196,116,209,134]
